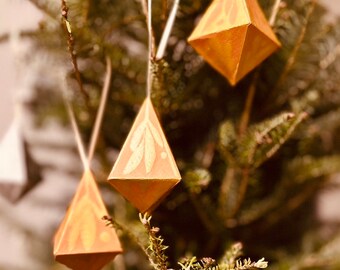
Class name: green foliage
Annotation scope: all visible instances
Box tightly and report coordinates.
[138,215,268,270]
[184,168,211,194]
[20,0,340,269]
[219,112,307,168]
[140,213,169,270]
[178,244,268,270]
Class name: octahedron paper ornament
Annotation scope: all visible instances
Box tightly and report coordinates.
[0,89,40,202]
[108,97,181,213]
[54,170,122,270]
[188,0,281,85]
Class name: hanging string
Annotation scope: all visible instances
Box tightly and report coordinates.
[146,0,153,98]
[60,56,112,170]
[144,0,181,96]
[61,75,89,170]
[156,0,180,60]
[269,0,282,26]
[87,56,112,162]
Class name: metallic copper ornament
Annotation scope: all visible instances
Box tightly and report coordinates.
[188,0,281,85]
[108,98,181,213]
[54,170,122,270]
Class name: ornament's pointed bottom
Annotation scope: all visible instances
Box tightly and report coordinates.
[0,120,26,185]
[54,170,122,267]
[108,179,180,213]
[188,26,248,85]
[235,24,280,82]
[55,252,119,270]
[0,183,24,203]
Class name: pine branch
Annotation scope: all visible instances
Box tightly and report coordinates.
[178,243,268,270]
[102,215,149,257]
[219,242,243,267]
[218,120,237,165]
[233,258,268,270]
[237,155,340,227]
[285,155,340,183]
[272,0,316,105]
[178,257,218,270]
[236,186,285,226]
[237,112,307,168]
[27,0,57,19]
[183,168,219,233]
[263,181,320,228]
[139,213,169,270]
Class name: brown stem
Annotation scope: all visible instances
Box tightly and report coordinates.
[61,0,90,107]
[218,167,235,217]
[233,69,261,217]
[238,73,259,136]
[231,168,250,216]
[161,0,168,29]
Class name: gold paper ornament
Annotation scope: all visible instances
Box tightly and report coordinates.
[188,0,281,85]
[54,170,122,270]
[108,97,181,213]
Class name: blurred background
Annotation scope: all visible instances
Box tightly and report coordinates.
[0,0,339,269]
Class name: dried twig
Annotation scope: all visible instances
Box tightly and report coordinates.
[61,0,90,105]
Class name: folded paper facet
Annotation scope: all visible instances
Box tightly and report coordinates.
[108,98,181,213]
[54,170,122,270]
[0,90,40,202]
[188,0,281,85]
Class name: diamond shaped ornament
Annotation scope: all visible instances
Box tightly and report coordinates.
[0,89,40,202]
[188,0,281,85]
[108,98,181,213]
[54,170,122,270]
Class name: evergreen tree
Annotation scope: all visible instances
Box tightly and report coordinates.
[16,0,340,268]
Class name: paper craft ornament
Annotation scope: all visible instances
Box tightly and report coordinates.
[0,89,40,202]
[54,170,122,270]
[188,0,281,85]
[108,97,181,213]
